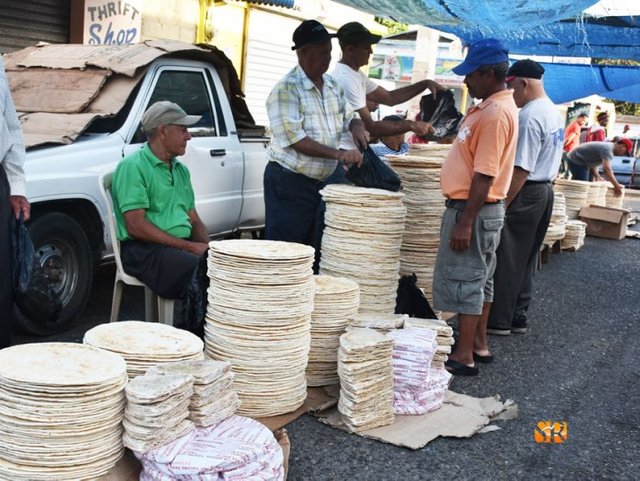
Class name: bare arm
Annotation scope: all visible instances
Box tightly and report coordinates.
[290,137,363,168]
[123,209,208,255]
[505,167,529,209]
[356,106,433,138]
[601,160,623,197]
[449,173,494,252]
[367,80,447,106]
[188,209,209,244]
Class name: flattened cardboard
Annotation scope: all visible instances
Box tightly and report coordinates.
[4,39,254,149]
[255,386,339,431]
[88,72,143,114]
[579,205,629,240]
[8,68,110,113]
[316,390,517,450]
[19,112,100,146]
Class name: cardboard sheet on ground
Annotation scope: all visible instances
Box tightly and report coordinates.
[316,390,517,450]
[256,386,339,431]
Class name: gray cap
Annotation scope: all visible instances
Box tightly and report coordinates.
[141,101,201,132]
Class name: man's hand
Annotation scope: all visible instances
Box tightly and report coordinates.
[425,80,448,95]
[10,195,30,221]
[187,241,209,256]
[449,220,473,251]
[410,120,435,137]
[613,184,623,197]
[340,149,364,169]
[350,122,370,150]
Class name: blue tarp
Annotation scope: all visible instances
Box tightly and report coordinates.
[335,0,640,61]
[335,0,640,102]
[542,63,640,104]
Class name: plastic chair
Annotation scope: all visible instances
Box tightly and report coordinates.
[99,172,174,326]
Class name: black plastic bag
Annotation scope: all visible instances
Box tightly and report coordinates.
[395,273,438,319]
[179,250,209,339]
[419,90,463,141]
[11,214,62,324]
[345,146,402,192]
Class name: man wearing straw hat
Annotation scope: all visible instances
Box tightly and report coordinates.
[485,59,564,337]
[264,19,367,249]
[432,38,518,376]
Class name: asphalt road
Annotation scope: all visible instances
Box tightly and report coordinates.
[15,201,640,481]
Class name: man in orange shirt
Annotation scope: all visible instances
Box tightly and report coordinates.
[564,113,587,153]
[561,113,587,177]
[432,38,518,376]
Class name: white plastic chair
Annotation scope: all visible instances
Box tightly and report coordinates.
[99,172,174,325]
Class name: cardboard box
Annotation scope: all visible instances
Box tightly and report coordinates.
[579,205,629,240]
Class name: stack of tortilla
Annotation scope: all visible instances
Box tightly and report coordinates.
[337,328,394,432]
[205,239,315,417]
[83,321,204,379]
[388,328,445,415]
[136,415,284,480]
[544,191,567,245]
[386,154,446,302]
[123,373,195,453]
[586,181,607,206]
[407,143,452,157]
[554,179,590,219]
[307,275,360,387]
[0,343,128,480]
[403,317,455,368]
[347,312,408,332]
[606,184,625,209]
[320,184,406,313]
[148,360,239,427]
[561,220,587,250]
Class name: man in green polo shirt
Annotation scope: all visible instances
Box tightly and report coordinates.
[112,101,209,300]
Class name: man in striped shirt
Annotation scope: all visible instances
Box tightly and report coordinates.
[264,20,367,248]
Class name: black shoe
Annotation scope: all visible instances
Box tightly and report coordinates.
[486,326,511,336]
[512,314,528,334]
[445,359,479,376]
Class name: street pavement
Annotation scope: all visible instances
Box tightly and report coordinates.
[15,204,640,481]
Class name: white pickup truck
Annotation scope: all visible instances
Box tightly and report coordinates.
[6,41,268,334]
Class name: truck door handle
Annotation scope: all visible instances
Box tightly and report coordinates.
[210,149,226,157]
[623,159,630,164]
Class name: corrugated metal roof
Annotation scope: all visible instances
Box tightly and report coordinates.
[0,0,70,53]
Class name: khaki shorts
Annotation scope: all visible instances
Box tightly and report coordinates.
[432,200,505,315]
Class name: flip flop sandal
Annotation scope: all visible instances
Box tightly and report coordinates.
[473,352,494,364]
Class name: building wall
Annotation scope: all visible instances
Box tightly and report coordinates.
[140,0,199,43]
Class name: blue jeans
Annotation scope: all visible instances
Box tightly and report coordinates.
[568,160,589,181]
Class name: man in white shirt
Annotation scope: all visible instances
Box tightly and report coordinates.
[331,22,446,156]
[1,55,30,348]
[484,59,564,340]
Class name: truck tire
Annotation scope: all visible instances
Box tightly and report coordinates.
[14,212,94,336]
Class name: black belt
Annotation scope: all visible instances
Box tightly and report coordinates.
[524,180,551,185]
[445,199,503,208]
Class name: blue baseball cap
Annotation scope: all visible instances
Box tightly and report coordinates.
[452,38,509,76]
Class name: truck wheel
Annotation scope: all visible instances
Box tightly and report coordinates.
[14,212,94,336]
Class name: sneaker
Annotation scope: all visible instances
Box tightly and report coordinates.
[511,315,528,334]
[486,326,511,336]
